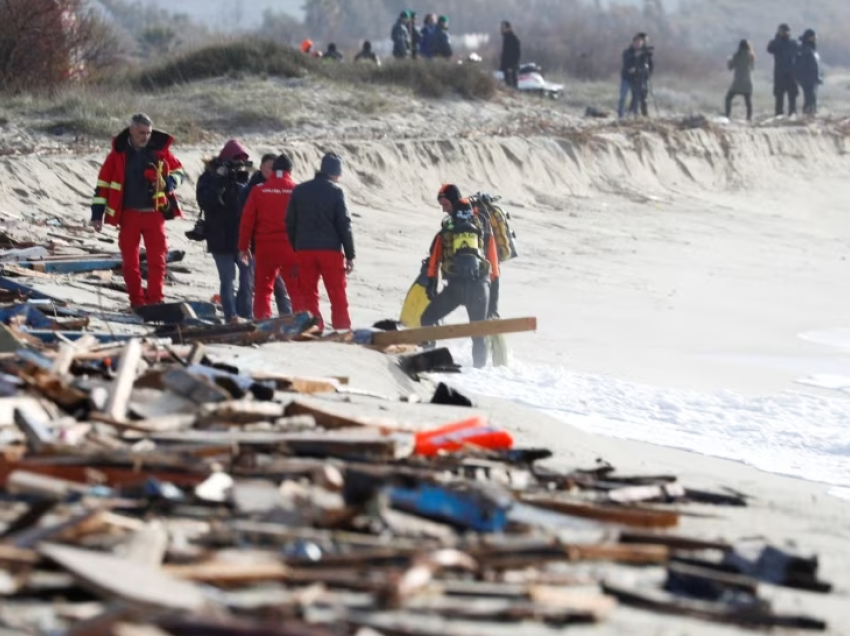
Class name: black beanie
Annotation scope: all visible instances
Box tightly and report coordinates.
[273,153,293,173]
[439,183,462,202]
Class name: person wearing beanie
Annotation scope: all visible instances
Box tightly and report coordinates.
[421,184,501,367]
[797,28,823,116]
[196,138,252,322]
[433,15,453,59]
[392,10,411,59]
[238,153,302,320]
[286,152,356,331]
[767,23,800,116]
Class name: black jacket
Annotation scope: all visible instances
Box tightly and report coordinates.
[433,28,453,58]
[767,35,799,80]
[196,168,245,255]
[286,173,355,260]
[501,31,521,70]
[796,41,823,88]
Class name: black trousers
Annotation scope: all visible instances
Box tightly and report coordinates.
[502,66,518,88]
[628,81,649,116]
[802,84,818,115]
[421,278,490,368]
[725,91,752,120]
[773,78,798,116]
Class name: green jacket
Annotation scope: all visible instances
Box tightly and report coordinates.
[728,49,754,94]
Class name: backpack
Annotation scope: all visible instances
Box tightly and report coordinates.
[471,192,518,263]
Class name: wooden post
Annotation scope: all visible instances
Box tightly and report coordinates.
[103,338,143,422]
[371,317,537,348]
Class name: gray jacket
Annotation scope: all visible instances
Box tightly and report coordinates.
[727,50,754,94]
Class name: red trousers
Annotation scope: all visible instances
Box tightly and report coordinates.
[118,210,167,307]
[298,250,350,330]
[254,245,303,320]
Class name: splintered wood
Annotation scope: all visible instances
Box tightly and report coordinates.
[0,340,834,635]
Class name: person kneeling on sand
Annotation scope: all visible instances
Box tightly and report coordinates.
[725,40,754,121]
[420,185,500,368]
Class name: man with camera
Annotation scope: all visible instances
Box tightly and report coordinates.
[619,34,653,118]
[767,23,800,116]
[631,33,654,117]
[90,113,186,308]
[195,139,253,323]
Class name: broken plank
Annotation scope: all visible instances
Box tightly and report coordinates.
[371,316,537,348]
[103,339,144,422]
[38,542,208,612]
[521,495,680,529]
[123,520,170,566]
[619,531,730,553]
[18,258,124,274]
[601,581,826,630]
[164,561,290,584]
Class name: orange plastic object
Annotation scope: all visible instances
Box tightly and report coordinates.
[413,416,514,456]
[211,294,221,304]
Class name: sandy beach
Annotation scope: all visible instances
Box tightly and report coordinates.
[1,107,849,633]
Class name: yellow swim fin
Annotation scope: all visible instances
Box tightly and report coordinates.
[400,260,432,328]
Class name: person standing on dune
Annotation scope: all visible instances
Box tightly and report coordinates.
[90,113,186,308]
[725,40,755,121]
[797,29,823,116]
[767,23,799,116]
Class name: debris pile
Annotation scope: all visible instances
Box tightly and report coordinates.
[0,332,835,635]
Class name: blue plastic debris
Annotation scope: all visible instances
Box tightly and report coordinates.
[387,483,511,533]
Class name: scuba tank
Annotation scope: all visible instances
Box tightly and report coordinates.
[444,207,486,280]
[472,192,518,262]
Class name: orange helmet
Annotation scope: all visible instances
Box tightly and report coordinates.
[301,39,313,53]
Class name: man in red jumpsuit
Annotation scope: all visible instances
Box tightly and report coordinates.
[90,113,185,307]
[286,153,356,331]
[238,154,302,320]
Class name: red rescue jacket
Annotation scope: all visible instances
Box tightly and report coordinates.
[91,129,186,227]
[238,171,297,257]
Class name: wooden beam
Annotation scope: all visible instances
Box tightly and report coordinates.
[371,317,537,347]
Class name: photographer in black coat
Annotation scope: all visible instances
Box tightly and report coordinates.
[628,32,654,117]
[767,23,799,116]
[195,139,252,322]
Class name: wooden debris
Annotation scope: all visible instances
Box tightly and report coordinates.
[38,543,209,612]
[371,316,537,347]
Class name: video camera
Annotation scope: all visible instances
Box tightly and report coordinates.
[213,157,253,184]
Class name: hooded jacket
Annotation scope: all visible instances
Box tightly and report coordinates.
[195,139,250,254]
[91,129,185,226]
[286,173,355,260]
[238,170,297,256]
[727,49,754,94]
[796,40,823,88]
